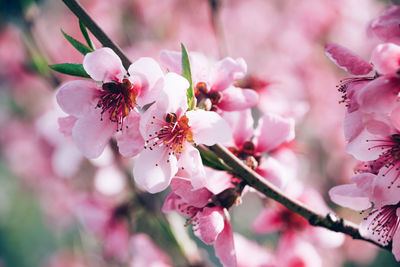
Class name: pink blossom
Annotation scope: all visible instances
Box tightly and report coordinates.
[330,174,400,259]
[223,109,295,189]
[160,50,258,112]
[369,6,400,45]
[234,234,275,267]
[254,188,344,249]
[162,178,236,267]
[370,43,400,75]
[130,234,172,267]
[276,232,323,267]
[56,47,164,158]
[133,72,231,193]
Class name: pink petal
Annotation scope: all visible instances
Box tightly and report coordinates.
[210,57,247,92]
[218,87,258,111]
[128,57,164,107]
[170,178,211,208]
[324,43,372,75]
[186,110,232,145]
[392,212,400,261]
[256,157,290,189]
[391,106,400,132]
[130,233,172,267]
[161,192,181,213]
[71,108,115,158]
[371,167,400,207]
[194,207,225,244]
[371,43,400,75]
[214,220,237,267]
[56,80,98,117]
[58,115,78,136]
[83,47,126,82]
[308,227,344,249]
[177,145,206,189]
[204,168,234,195]
[328,184,370,211]
[158,72,189,115]
[115,110,144,158]
[159,50,182,74]
[133,146,178,193]
[351,172,376,196]
[357,76,400,114]
[234,233,274,267]
[345,128,389,162]
[252,207,284,234]
[159,50,210,84]
[277,233,322,267]
[222,110,254,148]
[343,110,363,142]
[359,208,388,246]
[139,104,166,141]
[254,113,295,153]
[369,6,400,44]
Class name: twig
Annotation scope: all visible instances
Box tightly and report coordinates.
[208,144,390,251]
[61,0,392,254]
[61,0,132,69]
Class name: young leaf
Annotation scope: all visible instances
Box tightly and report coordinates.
[180,43,196,110]
[49,63,90,78]
[79,21,94,50]
[61,29,93,55]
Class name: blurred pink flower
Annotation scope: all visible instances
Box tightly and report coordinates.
[130,233,172,267]
[162,178,236,267]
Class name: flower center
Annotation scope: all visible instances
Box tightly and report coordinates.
[365,204,400,246]
[145,113,194,154]
[365,134,400,188]
[195,82,222,111]
[96,78,137,131]
[229,141,261,169]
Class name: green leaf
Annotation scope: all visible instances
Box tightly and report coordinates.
[61,29,93,55]
[49,63,90,78]
[197,146,232,171]
[180,43,195,110]
[79,21,94,50]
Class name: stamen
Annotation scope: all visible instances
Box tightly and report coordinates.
[96,78,136,131]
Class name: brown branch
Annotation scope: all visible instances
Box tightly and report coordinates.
[61,0,132,69]
[208,144,390,251]
[61,0,392,254]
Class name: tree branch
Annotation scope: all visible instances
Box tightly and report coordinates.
[61,0,132,69]
[61,0,392,253]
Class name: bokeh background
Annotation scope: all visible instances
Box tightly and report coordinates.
[0,0,399,266]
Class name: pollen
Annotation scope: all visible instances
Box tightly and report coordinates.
[144,113,194,154]
[96,78,137,131]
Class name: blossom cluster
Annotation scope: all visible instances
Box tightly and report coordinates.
[327,6,400,260]
[3,0,399,266]
[56,44,288,265]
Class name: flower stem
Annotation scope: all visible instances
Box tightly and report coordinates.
[61,0,392,253]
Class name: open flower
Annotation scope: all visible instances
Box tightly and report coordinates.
[133,73,231,193]
[160,50,258,112]
[330,173,400,260]
[162,178,236,267]
[223,109,295,189]
[56,47,163,158]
